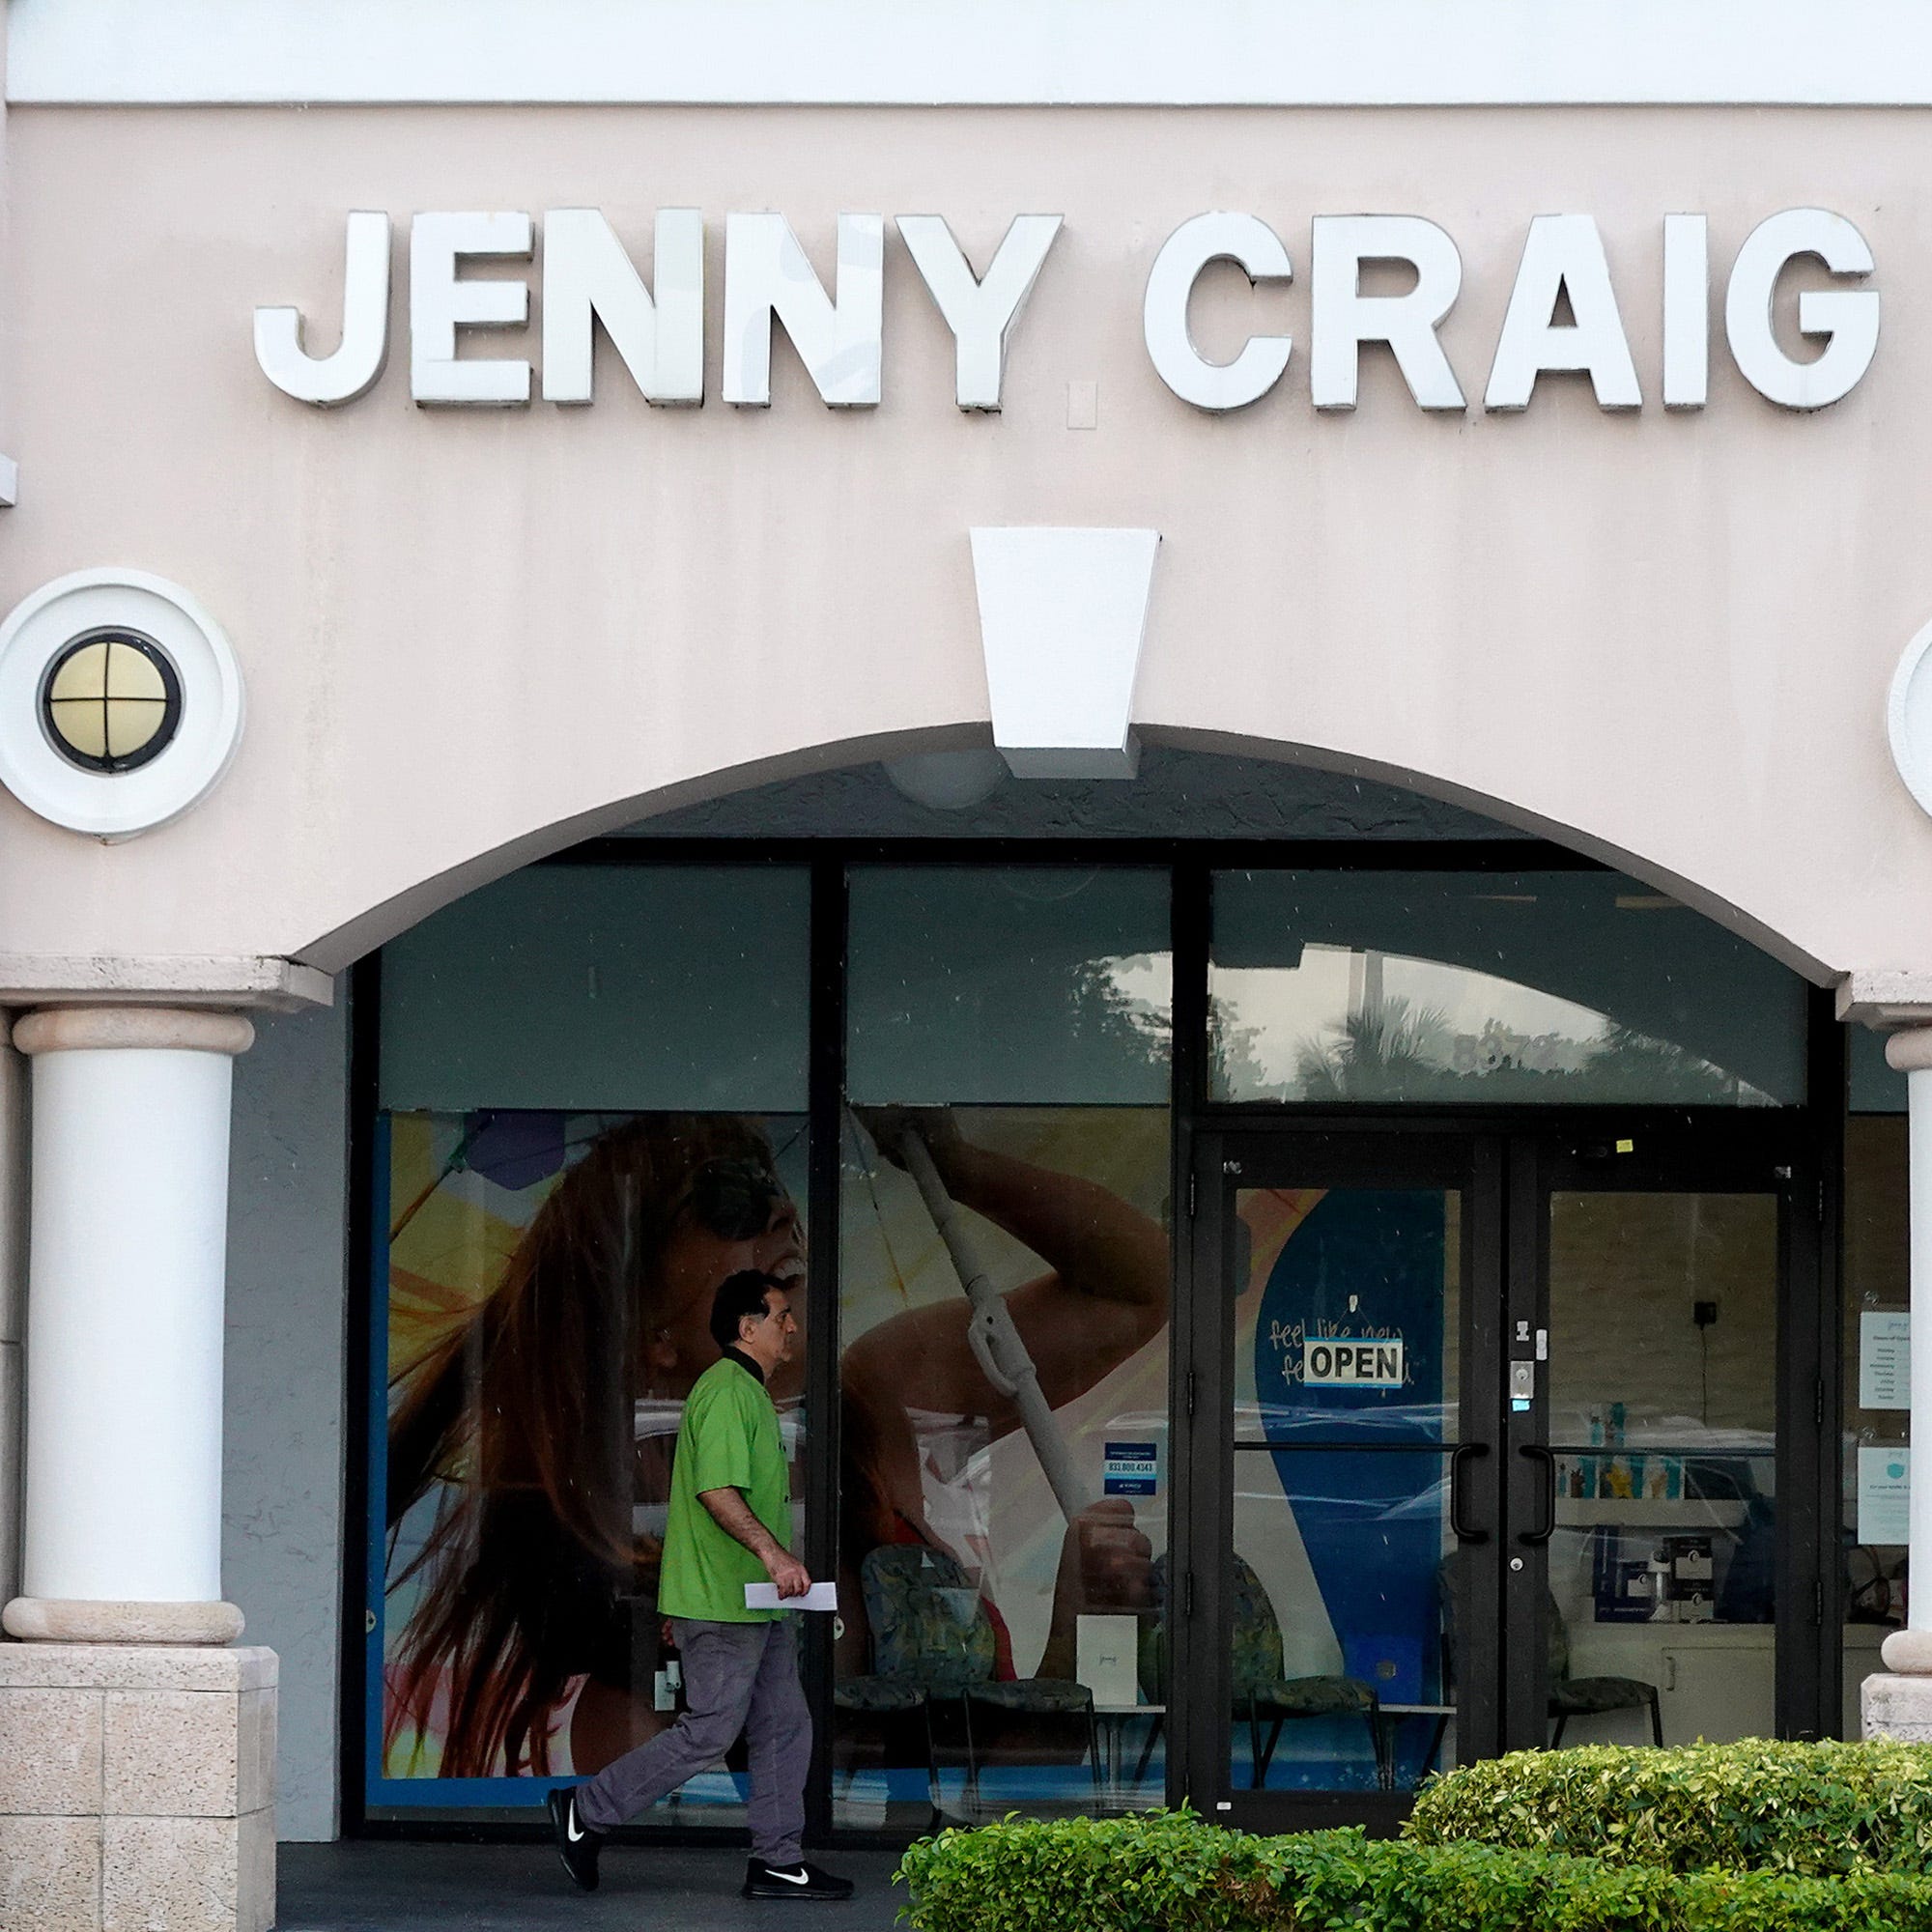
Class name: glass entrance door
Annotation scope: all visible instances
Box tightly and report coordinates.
[1508,1133,1800,1757]
[1182,1132,1504,1831]
[1179,1122,1807,1831]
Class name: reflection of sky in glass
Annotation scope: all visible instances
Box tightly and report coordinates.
[1208,943,1775,1104]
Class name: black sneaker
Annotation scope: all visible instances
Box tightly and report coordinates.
[743,1860,856,1901]
[546,1786,604,1892]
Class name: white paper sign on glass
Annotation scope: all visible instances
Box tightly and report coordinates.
[1858,1445,1912,1546]
[1861,1311,1911,1412]
[1076,1613,1143,1707]
[745,1581,839,1611]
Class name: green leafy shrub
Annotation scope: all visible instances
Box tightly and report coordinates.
[894,1811,1932,1932]
[895,1810,1314,1932]
[1406,1740,1932,1876]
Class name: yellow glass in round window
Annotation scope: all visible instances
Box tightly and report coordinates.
[43,637,177,769]
[46,643,109,704]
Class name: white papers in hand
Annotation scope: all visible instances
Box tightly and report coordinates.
[744,1581,838,1611]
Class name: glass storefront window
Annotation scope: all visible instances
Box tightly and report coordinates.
[1843,1114,1910,1728]
[846,867,1171,1106]
[837,867,1173,1826]
[1209,870,1805,1105]
[369,864,810,1821]
[380,864,810,1111]
[355,848,1841,1832]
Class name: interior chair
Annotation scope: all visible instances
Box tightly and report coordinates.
[1546,1602,1664,1747]
[830,1674,940,1830]
[842,1541,1100,1813]
[1437,1556,1663,1748]
[1141,1554,1381,1790]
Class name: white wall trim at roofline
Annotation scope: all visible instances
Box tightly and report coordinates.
[14,0,1932,108]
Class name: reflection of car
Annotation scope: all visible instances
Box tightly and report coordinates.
[1235,1474,1452,1528]
[1236,1401,1459,1443]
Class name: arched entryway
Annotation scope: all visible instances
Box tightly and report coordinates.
[320,745,1843,1845]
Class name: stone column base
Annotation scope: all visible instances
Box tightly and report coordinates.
[0,1643,275,1932]
[3,1601,245,1646]
[1861,1667,1932,1743]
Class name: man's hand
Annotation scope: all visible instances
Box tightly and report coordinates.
[767,1549,812,1600]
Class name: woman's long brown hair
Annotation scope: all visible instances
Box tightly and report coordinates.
[383,1113,781,1777]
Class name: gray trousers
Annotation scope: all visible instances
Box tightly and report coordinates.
[574,1616,811,1865]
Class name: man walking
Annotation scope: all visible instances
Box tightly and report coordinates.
[547,1270,853,1903]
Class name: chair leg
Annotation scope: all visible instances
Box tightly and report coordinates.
[1131,1714,1164,1790]
[1087,1709,1103,1804]
[1247,1697,1264,1791]
[963,1698,980,1817]
[1647,1690,1663,1749]
[1367,1702,1391,1793]
[1256,1716,1285,1785]
[1551,1711,1568,1748]
[923,1700,943,1833]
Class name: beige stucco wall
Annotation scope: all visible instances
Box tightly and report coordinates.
[0,103,1927,980]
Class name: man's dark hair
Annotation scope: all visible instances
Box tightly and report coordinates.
[710,1270,782,1352]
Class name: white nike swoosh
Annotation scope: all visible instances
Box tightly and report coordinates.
[565,1806,585,1843]
[764,1869,811,1886]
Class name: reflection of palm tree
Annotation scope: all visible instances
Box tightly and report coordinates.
[1584,1024,1747,1102]
[1219,980,1772,1106]
[1293,996,1454,1099]
[1070,959,1172,1066]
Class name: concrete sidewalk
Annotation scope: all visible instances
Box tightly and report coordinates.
[279,1842,910,1931]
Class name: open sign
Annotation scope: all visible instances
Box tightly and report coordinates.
[1303,1339,1405,1388]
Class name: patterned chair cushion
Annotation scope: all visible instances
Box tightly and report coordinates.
[1141,1552,1293,1701]
[1141,1554,1370,1719]
[1226,1557,1289,1698]
[1254,1675,1378,1717]
[1549,1675,1656,1716]
[861,1544,998,1693]
[834,1676,929,1716]
[967,1679,1095,1716]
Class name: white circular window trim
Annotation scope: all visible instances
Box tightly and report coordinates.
[0,569,244,838]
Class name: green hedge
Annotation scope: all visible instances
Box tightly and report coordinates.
[1406,1741,1932,1877]
[894,1813,1932,1932]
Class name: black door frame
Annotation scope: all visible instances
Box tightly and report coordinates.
[1177,1126,1506,1835]
[1173,1108,1827,1835]
[1507,1122,1825,1752]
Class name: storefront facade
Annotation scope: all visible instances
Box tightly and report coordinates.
[7,3,1932,1924]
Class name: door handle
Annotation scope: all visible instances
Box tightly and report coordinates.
[1517,1444,1557,1547]
[1449,1441,1490,1543]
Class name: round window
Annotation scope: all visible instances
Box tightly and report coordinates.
[39,630,184,775]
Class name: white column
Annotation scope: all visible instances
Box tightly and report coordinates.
[1884,1026,1932,1673]
[2,1005,253,1644]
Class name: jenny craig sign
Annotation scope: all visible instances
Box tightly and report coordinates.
[254,208,1878,417]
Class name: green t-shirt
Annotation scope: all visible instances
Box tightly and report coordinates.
[659,1352,791,1624]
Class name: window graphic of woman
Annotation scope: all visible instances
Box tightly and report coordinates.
[384,1106,1165,1781]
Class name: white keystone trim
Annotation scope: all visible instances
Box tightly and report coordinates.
[972,527,1159,781]
[15,0,1932,108]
